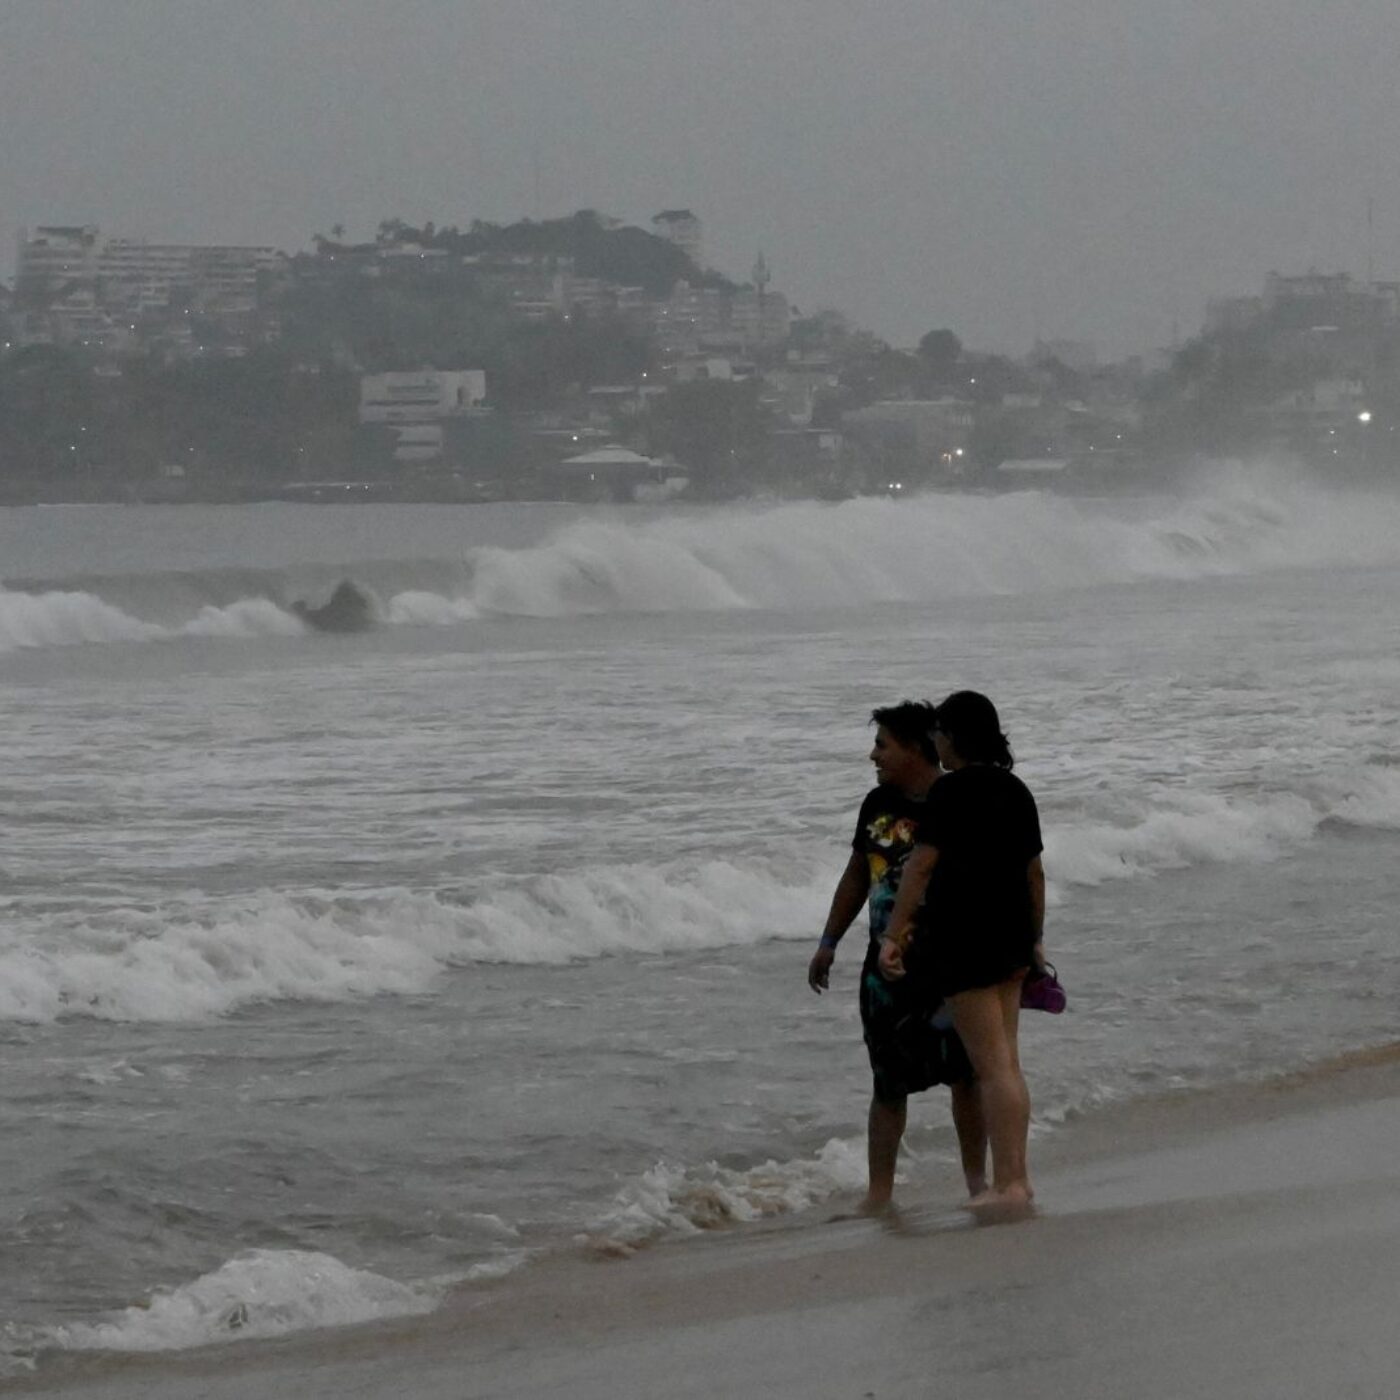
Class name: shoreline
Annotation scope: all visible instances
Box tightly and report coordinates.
[14,1041,1400,1399]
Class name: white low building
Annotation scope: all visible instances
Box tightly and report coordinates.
[391,423,445,463]
[547,444,688,502]
[359,370,487,424]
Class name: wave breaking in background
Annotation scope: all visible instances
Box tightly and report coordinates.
[5,470,1400,654]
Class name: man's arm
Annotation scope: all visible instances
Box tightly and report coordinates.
[807,850,870,993]
[876,844,938,981]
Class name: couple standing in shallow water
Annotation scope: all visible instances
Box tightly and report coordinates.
[808,692,1044,1219]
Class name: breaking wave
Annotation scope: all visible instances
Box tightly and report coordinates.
[0,858,833,1024]
[13,1250,438,1363]
[5,469,1400,653]
[584,1138,869,1251]
[0,587,306,651]
[5,759,1398,1026]
[1046,790,1321,889]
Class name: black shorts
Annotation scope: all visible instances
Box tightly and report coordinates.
[859,944,974,1103]
[927,927,1036,1000]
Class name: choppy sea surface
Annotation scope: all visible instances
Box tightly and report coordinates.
[2,465,1398,1372]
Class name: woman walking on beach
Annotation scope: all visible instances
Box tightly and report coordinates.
[879,691,1044,1216]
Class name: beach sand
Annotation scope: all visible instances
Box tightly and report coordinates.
[15,1049,1400,1400]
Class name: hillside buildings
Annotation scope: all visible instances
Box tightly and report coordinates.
[14,225,101,294]
[1193,269,1400,466]
[359,369,489,464]
[652,280,790,356]
[842,398,975,470]
[13,225,281,355]
[651,210,702,267]
[9,210,793,366]
[6,198,1397,498]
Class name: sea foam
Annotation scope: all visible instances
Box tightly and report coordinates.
[1323,765,1400,831]
[6,469,1400,653]
[1045,789,1322,890]
[3,757,1394,1025]
[0,858,832,1024]
[0,587,302,653]
[584,1136,869,1250]
[35,1250,438,1355]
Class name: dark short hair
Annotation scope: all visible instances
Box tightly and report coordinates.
[932,691,1014,768]
[870,700,939,762]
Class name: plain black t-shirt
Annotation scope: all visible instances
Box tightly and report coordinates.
[915,765,1043,947]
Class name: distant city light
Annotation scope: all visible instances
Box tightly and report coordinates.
[1358,410,1373,423]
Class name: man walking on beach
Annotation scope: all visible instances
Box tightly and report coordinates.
[808,702,984,1211]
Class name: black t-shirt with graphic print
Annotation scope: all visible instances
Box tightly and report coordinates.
[850,784,930,946]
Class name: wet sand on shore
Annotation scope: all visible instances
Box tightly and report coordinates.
[15,1047,1400,1400]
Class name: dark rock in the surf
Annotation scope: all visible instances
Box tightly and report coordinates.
[292,580,375,633]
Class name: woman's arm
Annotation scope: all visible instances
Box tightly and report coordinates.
[1027,854,1046,963]
[876,844,939,981]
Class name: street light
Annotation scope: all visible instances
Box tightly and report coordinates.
[1358,410,1373,423]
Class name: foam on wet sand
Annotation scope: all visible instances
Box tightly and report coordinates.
[13,1048,1400,1400]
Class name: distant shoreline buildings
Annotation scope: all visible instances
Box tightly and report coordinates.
[2,210,1397,500]
[8,210,789,364]
[12,225,282,357]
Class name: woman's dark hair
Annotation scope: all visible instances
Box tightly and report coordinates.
[870,700,939,762]
[932,691,1014,768]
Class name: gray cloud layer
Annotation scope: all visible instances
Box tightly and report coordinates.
[4,1,1398,352]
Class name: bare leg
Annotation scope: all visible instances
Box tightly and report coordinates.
[949,977,1032,1212]
[949,1079,988,1197]
[863,1094,907,1211]
[996,980,1033,1201]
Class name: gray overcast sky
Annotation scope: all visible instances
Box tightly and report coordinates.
[3,1,1399,354]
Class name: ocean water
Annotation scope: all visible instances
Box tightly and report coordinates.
[2,467,1399,1372]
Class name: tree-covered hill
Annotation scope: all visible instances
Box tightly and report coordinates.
[346,209,734,297]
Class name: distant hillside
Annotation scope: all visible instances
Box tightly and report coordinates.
[370,209,735,298]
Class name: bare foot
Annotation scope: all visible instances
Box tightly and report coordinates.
[827,1194,897,1223]
[964,1185,1035,1223]
[855,1194,896,1218]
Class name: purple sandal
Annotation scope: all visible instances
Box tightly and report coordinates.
[1021,961,1067,1014]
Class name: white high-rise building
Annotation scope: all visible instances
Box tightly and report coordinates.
[16,226,100,297]
[651,210,702,268]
